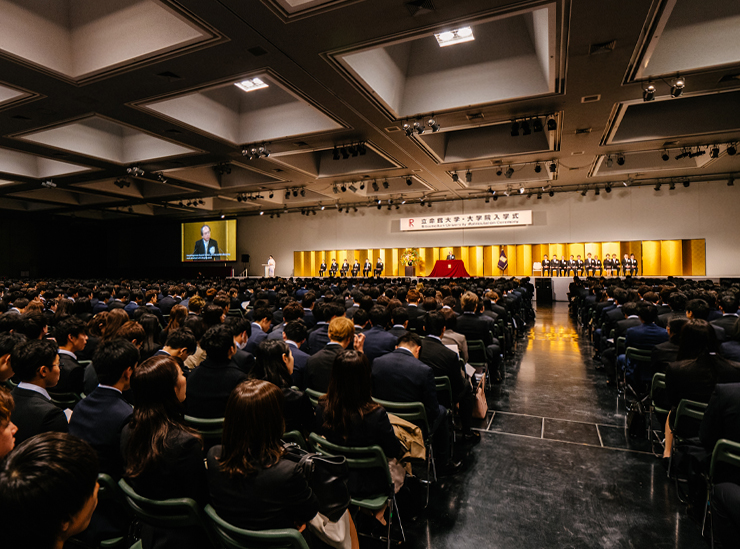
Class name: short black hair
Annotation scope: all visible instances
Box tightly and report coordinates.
[0,332,26,357]
[369,305,389,328]
[252,308,272,323]
[92,339,140,386]
[15,311,47,339]
[687,299,710,320]
[424,311,446,337]
[324,302,346,320]
[224,316,251,338]
[164,328,197,355]
[54,316,86,346]
[200,325,235,361]
[391,307,409,326]
[0,312,21,334]
[397,331,422,348]
[719,294,739,314]
[284,320,307,343]
[202,304,225,328]
[353,308,369,327]
[636,302,658,324]
[0,432,99,549]
[11,339,58,382]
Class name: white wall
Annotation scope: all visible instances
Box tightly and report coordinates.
[235,180,740,277]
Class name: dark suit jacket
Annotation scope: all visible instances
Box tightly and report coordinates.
[700,383,740,483]
[419,336,466,405]
[69,386,133,477]
[615,317,642,338]
[305,343,343,392]
[231,349,256,376]
[363,326,397,363]
[158,296,181,316]
[388,326,407,339]
[193,238,219,257]
[11,386,69,445]
[244,324,268,356]
[665,355,740,409]
[651,340,679,373]
[624,322,668,351]
[52,352,85,395]
[307,323,330,355]
[406,305,425,332]
[371,348,441,427]
[721,341,740,362]
[186,358,248,418]
[712,315,739,341]
[456,312,495,346]
[288,342,310,389]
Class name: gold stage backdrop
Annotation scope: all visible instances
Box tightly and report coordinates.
[293,240,706,277]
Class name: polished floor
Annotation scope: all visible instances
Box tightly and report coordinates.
[397,303,706,549]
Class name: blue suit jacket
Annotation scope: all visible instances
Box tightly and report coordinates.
[363,326,397,363]
[244,324,268,355]
[371,348,441,426]
[307,324,330,355]
[288,342,311,389]
[625,322,669,350]
[69,387,133,477]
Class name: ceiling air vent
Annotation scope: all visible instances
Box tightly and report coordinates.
[581,94,601,103]
[248,46,268,57]
[385,126,401,133]
[588,40,616,55]
[466,112,484,121]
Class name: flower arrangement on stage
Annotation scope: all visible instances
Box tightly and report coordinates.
[401,248,420,267]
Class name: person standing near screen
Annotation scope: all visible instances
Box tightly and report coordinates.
[267,255,275,277]
[193,225,219,259]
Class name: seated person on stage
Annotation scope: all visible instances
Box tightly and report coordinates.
[593,255,602,276]
[318,260,327,277]
[567,255,576,276]
[329,259,339,277]
[576,255,584,276]
[371,332,460,474]
[341,259,349,276]
[10,339,68,446]
[550,255,560,276]
[250,339,313,435]
[541,254,550,276]
[629,253,638,275]
[585,253,593,277]
[374,258,384,277]
[363,258,372,277]
[0,432,99,549]
[363,306,398,363]
[420,312,479,445]
[352,259,360,277]
[122,354,209,549]
[186,324,247,418]
[283,320,310,389]
[52,316,88,396]
[306,317,364,392]
[612,254,621,276]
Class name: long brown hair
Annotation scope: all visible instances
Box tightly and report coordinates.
[164,304,188,333]
[0,386,14,424]
[320,350,379,439]
[124,355,198,477]
[218,380,285,478]
[101,309,130,341]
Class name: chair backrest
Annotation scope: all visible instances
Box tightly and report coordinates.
[709,439,740,480]
[625,347,652,363]
[204,504,310,549]
[282,430,308,450]
[307,433,393,489]
[650,373,666,402]
[616,336,626,355]
[371,397,430,438]
[304,388,325,407]
[673,399,708,438]
[435,376,453,409]
[183,415,224,442]
[466,339,487,366]
[48,391,81,410]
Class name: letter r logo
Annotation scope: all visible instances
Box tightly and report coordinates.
[409,219,414,227]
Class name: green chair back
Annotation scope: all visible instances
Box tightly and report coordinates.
[650,373,669,415]
[282,430,308,450]
[466,339,487,369]
[435,376,453,409]
[371,398,430,438]
[304,388,325,407]
[625,347,652,363]
[673,399,708,438]
[97,474,130,549]
[709,439,740,480]
[48,392,82,410]
[204,504,309,549]
[616,337,626,356]
[183,415,224,443]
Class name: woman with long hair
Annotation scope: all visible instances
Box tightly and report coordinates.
[137,313,162,360]
[250,340,313,434]
[121,354,207,548]
[160,304,188,346]
[0,387,18,459]
[101,309,130,341]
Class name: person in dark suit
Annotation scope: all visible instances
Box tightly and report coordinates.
[305,317,363,392]
[52,316,87,396]
[207,380,320,532]
[363,259,372,277]
[585,253,593,277]
[593,255,602,277]
[318,260,327,277]
[603,254,613,276]
[612,255,621,276]
[157,286,182,316]
[629,253,638,276]
[363,306,398,363]
[652,317,687,374]
[351,260,360,277]
[193,224,219,259]
[374,258,384,277]
[550,255,560,276]
[712,294,739,340]
[566,255,576,276]
[267,302,305,341]
[0,332,25,383]
[283,321,310,389]
[405,289,425,332]
[308,302,345,354]
[156,327,199,373]
[541,254,550,276]
[10,339,68,446]
[616,302,668,386]
[121,354,209,549]
[329,259,338,277]
[446,252,455,260]
[244,307,271,356]
[456,292,502,380]
[186,325,247,418]
[340,259,349,277]
[421,312,478,444]
[388,306,409,339]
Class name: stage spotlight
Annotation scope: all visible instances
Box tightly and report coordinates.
[372,181,379,192]
[616,154,625,166]
[406,177,412,186]
[533,118,543,132]
[710,146,720,159]
[403,122,413,137]
[548,190,554,197]
[493,195,499,201]
[547,117,557,131]
[465,171,472,184]
[269,191,274,198]
[321,205,325,210]
[534,163,542,173]
[485,196,490,203]
[300,188,306,197]
[519,186,525,194]
[358,143,367,155]
[605,184,612,193]
[728,176,735,187]
[521,121,531,135]
[549,162,557,173]
[413,121,425,135]
[675,150,688,160]
[349,145,358,157]
[537,192,542,199]
[341,147,350,159]
[510,121,520,137]
[349,183,357,193]
[333,147,340,160]
[662,151,670,161]
[360,182,365,190]
[581,189,587,197]
[643,83,656,101]
[669,182,675,190]
[683,180,690,188]
[285,190,291,199]
[382,180,389,189]
[728,144,737,156]
[332,186,338,195]
[606,156,613,168]
[260,210,264,215]
[504,166,514,178]
[428,118,440,132]
[341,184,347,192]
[293,189,299,197]
[670,77,685,98]
[654,183,662,191]
[496,167,503,176]
[689,148,705,158]
[452,171,459,183]
[594,188,600,196]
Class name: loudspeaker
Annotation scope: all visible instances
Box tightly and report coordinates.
[241,254,250,263]
[535,278,552,304]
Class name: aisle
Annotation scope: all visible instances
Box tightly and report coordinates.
[400,303,705,549]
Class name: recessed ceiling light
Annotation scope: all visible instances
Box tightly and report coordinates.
[234,77,268,93]
[434,26,475,47]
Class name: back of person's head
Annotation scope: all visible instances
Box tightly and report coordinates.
[391,307,409,326]
[0,311,21,333]
[15,311,47,339]
[183,315,205,342]
[328,316,354,343]
[0,387,16,458]
[200,324,235,361]
[397,331,422,350]
[613,288,628,304]
[219,379,284,478]
[93,338,140,386]
[441,308,458,330]
[284,320,307,344]
[719,293,740,314]
[422,296,438,312]
[636,302,658,324]
[282,302,304,322]
[251,339,292,388]
[224,316,251,338]
[166,304,188,329]
[54,316,86,346]
[324,302,346,320]
[677,319,718,360]
[669,292,687,312]
[322,350,376,437]
[11,339,58,382]
[116,320,146,346]
[213,294,230,311]
[0,332,27,382]
[145,289,157,303]
[12,297,29,310]
[188,295,205,315]
[0,432,99,549]
[353,308,369,328]
[164,328,197,354]
[369,305,389,328]
[252,307,272,324]
[687,298,710,320]
[424,311,446,337]
[622,302,638,318]
[461,291,479,312]
[668,317,689,344]
[202,304,225,328]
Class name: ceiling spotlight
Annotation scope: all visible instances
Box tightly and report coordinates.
[413,121,425,135]
[662,151,670,161]
[654,183,662,191]
[504,166,514,178]
[340,146,350,160]
[285,190,291,199]
[235,77,268,93]
[675,150,688,160]
[406,177,413,186]
[534,163,542,173]
[493,195,499,201]
[427,201,432,207]
[349,183,357,193]
[332,186,338,195]
[689,148,705,158]
[293,189,298,197]
[683,180,690,188]
[360,182,365,190]
[372,181,379,192]
[669,181,675,190]
[606,155,613,168]
[41,179,56,188]
[341,184,347,192]
[382,180,389,189]
[670,77,685,98]
[452,171,459,182]
[548,190,555,197]
[549,162,557,173]
[428,118,440,132]
[547,117,557,131]
[496,167,503,176]
[503,188,510,197]
[126,166,144,177]
[403,122,413,137]
[269,191,274,198]
[333,147,340,160]
[485,196,490,203]
[465,171,472,184]
[348,145,358,157]
[521,120,531,136]
[537,192,542,199]
[321,205,325,210]
[357,143,367,155]
[581,189,588,197]
[533,118,543,132]
[434,26,475,47]
[260,210,264,215]
[728,144,737,156]
[300,188,306,197]
[594,188,600,196]
[156,172,167,183]
[605,184,612,193]
[510,121,520,137]
[519,185,525,194]
[643,83,656,101]
[710,146,720,159]
[728,176,735,187]
[616,154,625,166]
[489,188,496,196]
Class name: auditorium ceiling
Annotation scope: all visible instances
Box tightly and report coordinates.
[0,0,737,219]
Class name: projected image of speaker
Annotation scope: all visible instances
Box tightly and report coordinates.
[181,219,236,262]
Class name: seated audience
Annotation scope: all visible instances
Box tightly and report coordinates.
[0,387,18,459]
[159,304,188,345]
[0,332,27,382]
[283,320,310,389]
[52,316,88,395]
[363,305,397,363]
[306,317,363,392]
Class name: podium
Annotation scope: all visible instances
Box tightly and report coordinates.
[405,266,416,276]
[262,264,270,277]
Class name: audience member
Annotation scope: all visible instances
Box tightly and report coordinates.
[306,317,362,392]
[0,387,18,459]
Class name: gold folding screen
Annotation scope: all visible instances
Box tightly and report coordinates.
[293,240,706,277]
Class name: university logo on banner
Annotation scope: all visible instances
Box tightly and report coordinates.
[400,210,532,231]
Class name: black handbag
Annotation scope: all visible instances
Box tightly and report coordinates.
[283,442,350,523]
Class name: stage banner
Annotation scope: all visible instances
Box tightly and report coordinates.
[400,210,532,232]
